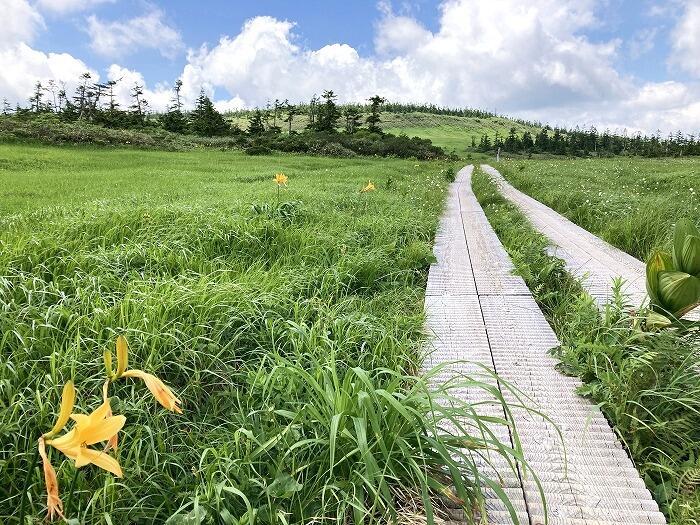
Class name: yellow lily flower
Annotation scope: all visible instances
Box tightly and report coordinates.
[274,172,288,186]
[122,369,183,413]
[45,398,125,477]
[38,438,64,521]
[360,180,375,193]
[111,335,183,413]
[102,380,119,453]
[43,381,75,439]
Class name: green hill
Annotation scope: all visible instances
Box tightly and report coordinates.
[227,109,540,156]
[378,112,539,154]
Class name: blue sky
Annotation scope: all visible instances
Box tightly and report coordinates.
[2,0,700,132]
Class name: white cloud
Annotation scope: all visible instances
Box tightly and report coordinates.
[628,27,658,58]
[86,9,184,59]
[172,1,700,133]
[1,0,699,134]
[105,64,172,112]
[0,43,94,106]
[1,0,44,47]
[181,2,626,113]
[670,0,700,77]
[37,0,114,13]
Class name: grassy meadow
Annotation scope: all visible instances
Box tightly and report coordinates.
[2,144,503,523]
[496,157,700,261]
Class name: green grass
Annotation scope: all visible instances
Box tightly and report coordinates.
[380,113,538,155]
[0,144,536,524]
[472,166,700,525]
[227,111,539,156]
[496,157,700,261]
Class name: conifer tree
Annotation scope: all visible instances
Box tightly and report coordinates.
[247,109,266,135]
[73,72,92,119]
[316,90,340,131]
[129,84,147,125]
[365,95,386,133]
[189,90,229,136]
[343,106,362,134]
[29,81,44,112]
[161,79,187,133]
[283,100,297,133]
[307,94,319,129]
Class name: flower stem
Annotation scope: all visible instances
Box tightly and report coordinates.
[18,445,40,525]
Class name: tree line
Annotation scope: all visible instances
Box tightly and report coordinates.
[476,126,700,157]
[0,75,389,138]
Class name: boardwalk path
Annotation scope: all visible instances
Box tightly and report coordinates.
[423,166,665,524]
[480,164,648,309]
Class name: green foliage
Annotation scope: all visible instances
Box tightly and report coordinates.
[189,91,230,137]
[0,145,530,523]
[247,109,266,135]
[313,90,341,132]
[161,109,188,134]
[497,157,700,261]
[366,95,386,134]
[472,167,700,524]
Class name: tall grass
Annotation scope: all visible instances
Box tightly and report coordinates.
[0,146,533,523]
[472,166,700,524]
[497,157,700,261]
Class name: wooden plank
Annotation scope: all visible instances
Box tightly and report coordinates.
[423,165,666,524]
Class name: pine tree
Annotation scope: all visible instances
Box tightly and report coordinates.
[247,109,266,135]
[161,80,188,133]
[2,98,11,115]
[129,84,147,125]
[315,90,341,132]
[189,90,229,136]
[29,81,44,112]
[307,94,319,129]
[73,72,92,119]
[45,80,58,112]
[535,128,549,152]
[366,95,386,134]
[343,107,362,134]
[283,101,297,133]
[504,127,521,151]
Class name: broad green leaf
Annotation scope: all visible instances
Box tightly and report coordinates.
[673,219,700,270]
[681,235,700,276]
[266,472,303,499]
[658,271,700,316]
[646,250,672,306]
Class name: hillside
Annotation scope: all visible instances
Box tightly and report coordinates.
[226,109,540,156]
[379,112,539,154]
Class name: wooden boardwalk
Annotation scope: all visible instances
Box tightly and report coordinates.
[423,166,665,524]
[481,164,699,323]
[480,164,647,308]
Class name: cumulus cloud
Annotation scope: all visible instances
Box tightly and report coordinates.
[105,64,172,112]
[86,9,184,59]
[1,0,44,47]
[1,0,700,134]
[670,0,700,77]
[172,1,700,133]
[0,43,94,105]
[37,0,114,13]
[180,2,627,113]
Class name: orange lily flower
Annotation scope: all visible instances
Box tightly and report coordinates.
[360,180,375,193]
[274,172,288,185]
[112,335,182,414]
